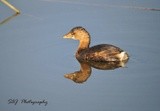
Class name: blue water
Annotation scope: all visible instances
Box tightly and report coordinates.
[0,0,160,111]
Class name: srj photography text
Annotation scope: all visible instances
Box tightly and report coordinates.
[8,99,48,106]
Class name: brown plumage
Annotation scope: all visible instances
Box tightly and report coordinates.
[63,26,129,62]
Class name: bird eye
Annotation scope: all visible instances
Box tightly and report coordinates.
[71,32,75,35]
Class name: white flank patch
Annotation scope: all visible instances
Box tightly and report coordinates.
[118,51,128,61]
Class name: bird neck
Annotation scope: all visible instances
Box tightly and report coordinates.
[77,37,90,53]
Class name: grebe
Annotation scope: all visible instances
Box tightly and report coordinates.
[63,26,129,62]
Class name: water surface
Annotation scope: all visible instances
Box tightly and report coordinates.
[0,0,160,111]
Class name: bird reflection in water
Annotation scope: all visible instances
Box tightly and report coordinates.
[64,59,128,84]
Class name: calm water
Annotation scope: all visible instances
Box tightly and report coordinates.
[0,0,160,111]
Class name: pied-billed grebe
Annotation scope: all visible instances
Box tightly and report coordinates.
[63,26,129,62]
